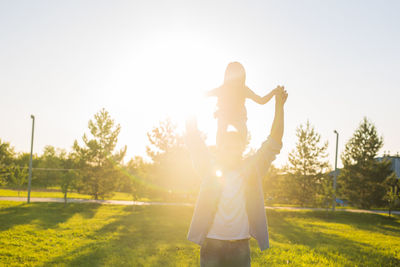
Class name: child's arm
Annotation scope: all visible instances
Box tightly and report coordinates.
[260,88,278,104]
[246,87,278,105]
[205,88,218,97]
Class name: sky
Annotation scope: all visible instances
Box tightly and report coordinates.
[1,0,399,168]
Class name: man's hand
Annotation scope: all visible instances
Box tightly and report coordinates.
[270,86,287,144]
[272,86,281,95]
[275,86,288,107]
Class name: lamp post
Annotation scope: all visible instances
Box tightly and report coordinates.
[27,115,35,204]
[332,130,339,211]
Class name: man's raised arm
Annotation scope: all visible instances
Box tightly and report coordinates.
[253,87,288,176]
[270,87,287,144]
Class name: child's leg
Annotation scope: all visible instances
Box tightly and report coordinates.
[232,119,248,144]
[216,119,228,146]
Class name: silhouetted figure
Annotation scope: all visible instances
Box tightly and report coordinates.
[207,62,279,145]
[186,88,288,267]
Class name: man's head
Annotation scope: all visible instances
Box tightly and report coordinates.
[216,130,246,169]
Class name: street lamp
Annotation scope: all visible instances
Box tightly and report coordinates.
[332,130,339,211]
[27,115,35,204]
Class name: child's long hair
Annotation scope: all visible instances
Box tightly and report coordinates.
[224,62,246,88]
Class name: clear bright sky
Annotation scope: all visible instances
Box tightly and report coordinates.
[1,0,399,168]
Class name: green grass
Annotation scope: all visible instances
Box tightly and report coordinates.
[0,188,155,202]
[0,201,399,266]
[336,205,400,212]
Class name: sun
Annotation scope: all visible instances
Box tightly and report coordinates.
[139,38,219,139]
[121,30,226,145]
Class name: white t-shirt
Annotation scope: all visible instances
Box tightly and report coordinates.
[207,170,250,240]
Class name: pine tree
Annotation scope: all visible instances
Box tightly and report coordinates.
[146,118,199,201]
[339,117,392,209]
[73,108,126,200]
[146,118,184,162]
[342,117,383,166]
[287,121,329,206]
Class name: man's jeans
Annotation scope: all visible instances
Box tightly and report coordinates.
[200,238,251,267]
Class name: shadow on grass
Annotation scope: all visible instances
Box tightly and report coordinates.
[0,202,100,232]
[267,210,400,266]
[4,202,398,266]
[326,211,400,236]
[42,205,199,267]
[286,210,400,237]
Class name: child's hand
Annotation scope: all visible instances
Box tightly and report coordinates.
[276,89,288,106]
[274,85,284,94]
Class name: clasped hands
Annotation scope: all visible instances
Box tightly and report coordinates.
[273,85,288,105]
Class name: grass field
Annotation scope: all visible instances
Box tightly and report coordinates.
[4,188,398,213]
[0,189,156,202]
[0,201,399,266]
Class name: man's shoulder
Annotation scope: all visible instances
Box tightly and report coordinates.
[240,136,283,177]
[259,136,283,153]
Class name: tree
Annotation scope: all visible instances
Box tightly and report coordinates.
[384,173,400,216]
[146,118,184,161]
[58,153,80,207]
[341,117,383,166]
[263,165,292,205]
[339,117,392,209]
[35,146,66,188]
[287,121,330,206]
[13,152,40,187]
[8,165,28,196]
[0,140,28,195]
[73,108,126,200]
[317,173,335,209]
[0,140,29,195]
[0,139,14,165]
[146,118,200,201]
[123,156,149,203]
[0,139,15,186]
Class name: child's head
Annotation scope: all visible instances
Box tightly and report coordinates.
[224,62,246,87]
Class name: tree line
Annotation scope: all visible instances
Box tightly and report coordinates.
[264,118,399,212]
[0,109,399,211]
[0,109,199,205]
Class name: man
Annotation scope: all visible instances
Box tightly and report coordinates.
[185,87,288,266]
